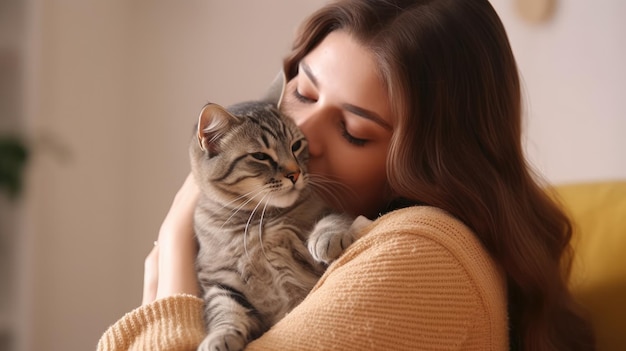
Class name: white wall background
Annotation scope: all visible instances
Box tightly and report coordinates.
[8,1,626,350]
[489,0,626,184]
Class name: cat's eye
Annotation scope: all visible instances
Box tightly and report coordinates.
[291,140,302,153]
[251,152,270,161]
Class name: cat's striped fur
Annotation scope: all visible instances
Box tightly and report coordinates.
[190,101,355,351]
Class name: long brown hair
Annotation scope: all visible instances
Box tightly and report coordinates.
[284,0,595,350]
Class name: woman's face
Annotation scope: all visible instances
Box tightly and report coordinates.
[280,30,394,218]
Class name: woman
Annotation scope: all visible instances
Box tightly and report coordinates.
[99,0,595,350]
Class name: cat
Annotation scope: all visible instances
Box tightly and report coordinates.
[190,100,357,351]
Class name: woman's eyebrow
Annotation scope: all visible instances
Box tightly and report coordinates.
[300,61,392,131]
[342,104,392,131]
[300,62,319,87]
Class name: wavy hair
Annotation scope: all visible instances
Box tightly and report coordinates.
[283,0,595,350]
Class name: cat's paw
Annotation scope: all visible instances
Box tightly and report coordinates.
[308,213,355,265]
[350,215,373,236]
[197,329,247,351]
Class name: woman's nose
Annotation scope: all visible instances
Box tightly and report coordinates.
[295,110,324,157]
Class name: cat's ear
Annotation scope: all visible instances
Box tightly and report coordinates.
[197,103,239,155]
[262,71,287,109]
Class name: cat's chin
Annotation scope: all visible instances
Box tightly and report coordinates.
[267,190,301,208]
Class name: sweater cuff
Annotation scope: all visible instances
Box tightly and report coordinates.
[97,294,205,351]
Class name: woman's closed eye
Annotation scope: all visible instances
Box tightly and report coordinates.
[291,85,370,147]
[293,89,316,103]
[340,121,368,146]
[293,89,369,147]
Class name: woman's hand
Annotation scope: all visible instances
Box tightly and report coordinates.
[142,173,201,305]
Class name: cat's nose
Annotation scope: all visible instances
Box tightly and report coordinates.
[285,171,300,184]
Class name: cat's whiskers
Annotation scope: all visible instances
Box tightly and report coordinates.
[240,182,282,268]
[258,196,273,263]
[308,174,355,193]
[219,188,260,211]
[243,191,270,267]
[217,189,266,230]
[308,174,358,213]
[218,188,269,232]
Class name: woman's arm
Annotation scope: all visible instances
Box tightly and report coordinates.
[98,174,205,351]
[148,172,201,302]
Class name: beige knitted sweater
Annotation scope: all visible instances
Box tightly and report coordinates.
[97,206,508,350]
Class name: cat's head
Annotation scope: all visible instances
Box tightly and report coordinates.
[190,101,310,209]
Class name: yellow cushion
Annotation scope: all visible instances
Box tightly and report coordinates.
[551,181,626,351]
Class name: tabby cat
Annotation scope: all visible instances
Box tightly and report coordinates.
[190,100,356,351]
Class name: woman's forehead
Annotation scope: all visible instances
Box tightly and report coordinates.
[299,30,394,128]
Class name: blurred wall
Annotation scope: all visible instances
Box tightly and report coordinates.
[13,1,626,351]
[490,0,626,184]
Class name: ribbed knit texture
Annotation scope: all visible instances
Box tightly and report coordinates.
[97,206,508,351]
[97,294,205,351]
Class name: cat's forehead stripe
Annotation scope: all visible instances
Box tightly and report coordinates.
[261,135,270,149]
[270,115,293,142]
[247,116,279,141]
[278,114,288,140]
[212,154,248,182]
[260,125,278,141]
[259,107,289,137]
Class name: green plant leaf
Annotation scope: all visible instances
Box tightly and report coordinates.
[0,136,30,199]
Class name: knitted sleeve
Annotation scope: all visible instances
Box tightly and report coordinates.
[96,294,205,351]
[96,207,507,351]
[246,206,508,351]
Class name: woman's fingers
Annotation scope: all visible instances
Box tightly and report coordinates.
[142,244,159,305]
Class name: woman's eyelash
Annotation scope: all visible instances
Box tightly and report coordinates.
[293,89,315,103]
[340,121,367,146]
[292,87,367,146]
